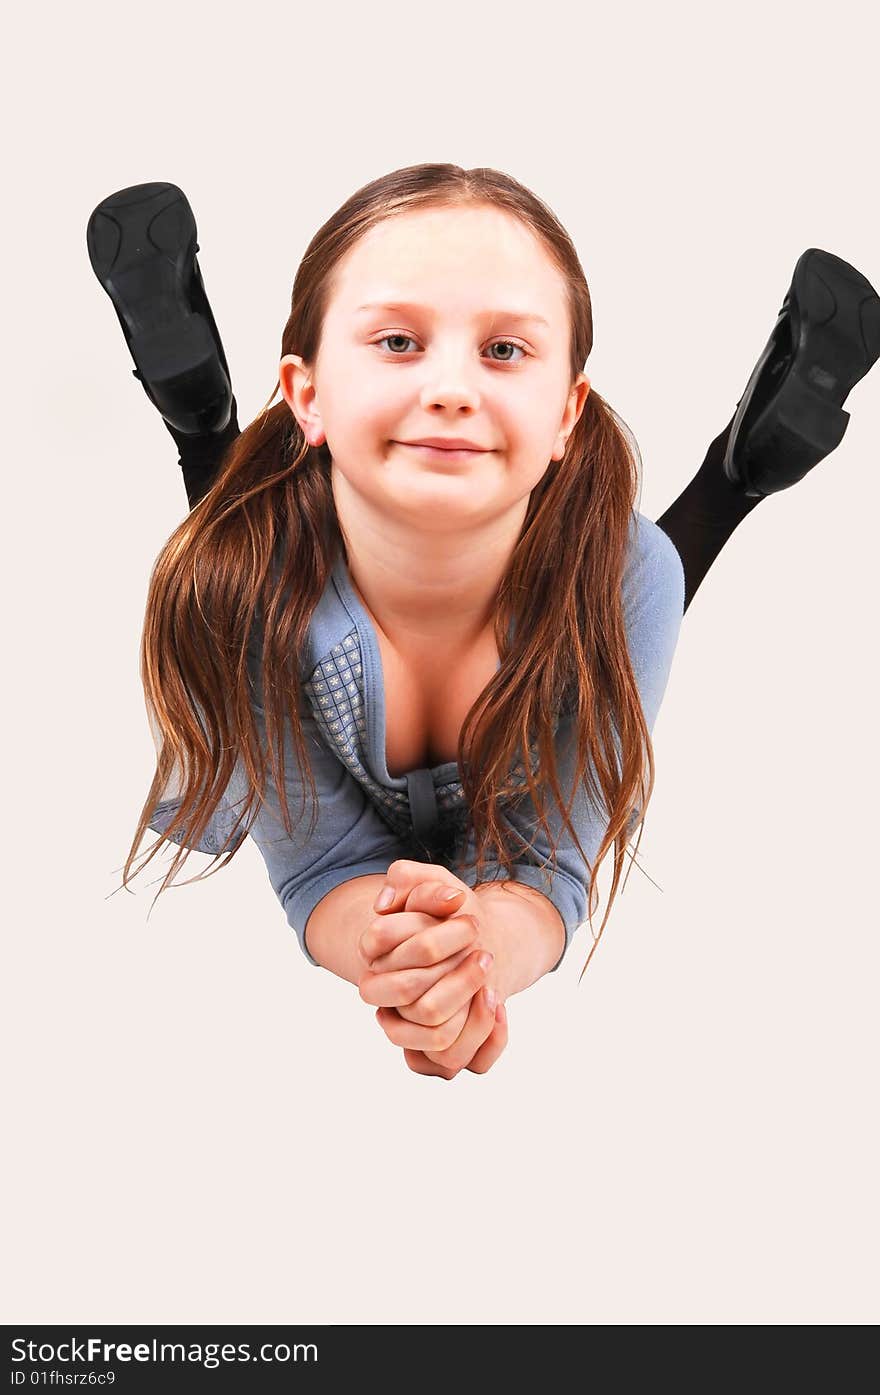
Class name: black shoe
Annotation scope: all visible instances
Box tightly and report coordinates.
[722,248,880,498]
[87,181,234,436]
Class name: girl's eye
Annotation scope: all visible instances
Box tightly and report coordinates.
[372,333,528,364]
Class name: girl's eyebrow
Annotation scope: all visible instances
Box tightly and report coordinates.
[354,299,550,330]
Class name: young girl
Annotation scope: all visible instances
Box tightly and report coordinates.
[90,166,879,1080]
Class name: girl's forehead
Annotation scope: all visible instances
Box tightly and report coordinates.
[349,203,547,263]
[330,212,565,320]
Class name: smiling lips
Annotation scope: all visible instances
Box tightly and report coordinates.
[397,437,490,459]
[404,436,488,450]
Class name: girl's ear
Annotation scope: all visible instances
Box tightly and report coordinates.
[279,353,325,445]
[278,352,306,406]
[552,374,591,460]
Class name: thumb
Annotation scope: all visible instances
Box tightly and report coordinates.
[372,861,437,913]
[372,871,467,915]
[405,883,468,916]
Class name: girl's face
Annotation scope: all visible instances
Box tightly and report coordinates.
[279,204,590,529]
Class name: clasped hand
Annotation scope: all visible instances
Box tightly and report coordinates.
[356,860,508,1078]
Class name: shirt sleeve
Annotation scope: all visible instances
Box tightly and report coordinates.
[148,698,411,968]
[454,512,685,971]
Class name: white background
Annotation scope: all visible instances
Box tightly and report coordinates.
[3,0,877,1324]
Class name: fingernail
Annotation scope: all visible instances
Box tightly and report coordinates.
[374,886,394,910]
[478,952,494,972]
[484,986,497,1011]
[440,888,465,901]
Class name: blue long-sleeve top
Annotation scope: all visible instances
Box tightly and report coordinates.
[147,511,685,971]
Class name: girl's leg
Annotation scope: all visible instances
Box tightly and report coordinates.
[87,182,241,512]
[161,393,242,511]
[656,248,880,615]
[654,411,763,614]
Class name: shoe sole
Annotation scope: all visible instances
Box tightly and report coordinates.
[722,248,880,496]
[86,181,233,435]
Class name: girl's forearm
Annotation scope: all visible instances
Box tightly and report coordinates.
[304,874,390,986]
[471,882,566,1000]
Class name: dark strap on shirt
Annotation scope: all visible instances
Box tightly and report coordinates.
[406,769,440,844]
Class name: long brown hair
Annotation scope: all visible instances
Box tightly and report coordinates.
[121,163,655,981]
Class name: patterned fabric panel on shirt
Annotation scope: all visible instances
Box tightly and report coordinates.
[302,625,465,838]
[302,623,534,847]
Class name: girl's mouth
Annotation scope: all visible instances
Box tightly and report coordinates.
[395,442,489,461]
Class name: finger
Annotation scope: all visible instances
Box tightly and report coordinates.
[367,914,480,973]
[388,948,494,1026]
[375,1001,469,1052]
[403,1048,460,1080]
[423,985,498,1073]
[369,882,469,964]
[461,1000,509,1075]
[423,988,498,1071]
[359,945,474,1008]
[372,864,460,914]
[359,908,454,964]
[403,882,468,917]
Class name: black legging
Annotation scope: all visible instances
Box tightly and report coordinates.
[169,399,764,615]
